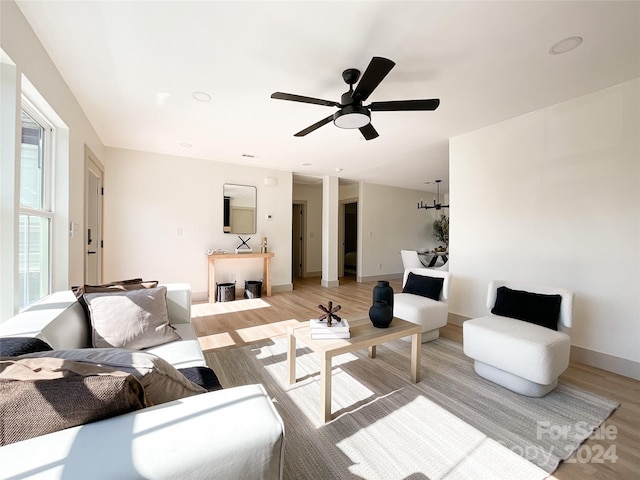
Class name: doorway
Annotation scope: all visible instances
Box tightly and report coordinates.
[343,201,357,277]
[292,203,305,281]
[84,148,104,284]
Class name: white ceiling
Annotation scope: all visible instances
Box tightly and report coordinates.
[16,1,640,194]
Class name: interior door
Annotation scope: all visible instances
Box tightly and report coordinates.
[85,150,104,284]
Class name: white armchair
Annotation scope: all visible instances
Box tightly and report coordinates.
[400,250,424,269]
[463,281,574,397]
[393,268,451,343]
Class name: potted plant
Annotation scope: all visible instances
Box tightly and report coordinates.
[433,215,449,252]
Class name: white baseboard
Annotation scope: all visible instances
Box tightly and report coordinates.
[272,283,293,293]
[192,291,208,303]
[447,313,467,327]
[570,345,640,381]
[357,273,403,283]
[303,271,321,278]
[194,284,292,303]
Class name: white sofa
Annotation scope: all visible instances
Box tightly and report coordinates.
[463,280,574,397]
[393,268,451,343]
[0,284,285,479]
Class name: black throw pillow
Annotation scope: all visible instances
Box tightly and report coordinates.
[178,366,223,392]
[491,286,562,331]
[0,337,53,357]
[402,272,444,300]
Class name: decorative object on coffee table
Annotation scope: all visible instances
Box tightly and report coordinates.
[372,280,394,313]
[316,301,342,326]
[369,300,393,328]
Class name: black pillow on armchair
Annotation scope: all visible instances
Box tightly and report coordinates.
[491,286,562,331]
[402,272,444,300]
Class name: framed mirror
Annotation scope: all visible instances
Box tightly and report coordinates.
[223,184,256,234]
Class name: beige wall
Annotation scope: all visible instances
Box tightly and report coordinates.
[359,182,444,280]
[103,148,292,299]
[1,1,105,318]
[294,180,444,280]
[450,78,640,372]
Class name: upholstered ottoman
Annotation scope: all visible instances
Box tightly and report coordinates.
[464,315,571,396]
[463,281,574,397]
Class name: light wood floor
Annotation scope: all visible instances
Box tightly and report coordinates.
[192,276,639,480]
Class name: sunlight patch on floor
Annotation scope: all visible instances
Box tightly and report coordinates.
[253,341,371,427]
[235,319,301,342]
[198,332,236,350]
[198,319,304,351]
[273,366,375,428]
[337,395,547,480]
[191,298,271,317]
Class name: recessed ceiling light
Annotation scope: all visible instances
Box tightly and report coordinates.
[242,153,256,158]
[549,36,583,55]
[192,91,212,102]
[335,168,343,172]
[302,163,312,166]
[156,92,171,106]
[179,142,192,148]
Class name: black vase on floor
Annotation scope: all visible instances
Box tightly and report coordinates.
[372,280,394,313]
[369,300,393,328]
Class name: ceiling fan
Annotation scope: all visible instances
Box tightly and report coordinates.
[271,57,440,140]
[418,180,449,210]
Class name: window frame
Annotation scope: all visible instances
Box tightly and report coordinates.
[18,97,55,310]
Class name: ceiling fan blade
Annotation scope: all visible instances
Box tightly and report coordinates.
[271,92,340,108]
[294,114,334,137]
[359,123,379,140]
[369,99,440,111]
[353,57,395,102]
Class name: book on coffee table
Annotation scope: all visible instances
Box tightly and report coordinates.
[310,318,350,339]
[310,331,351,339]
[310,318,349,331]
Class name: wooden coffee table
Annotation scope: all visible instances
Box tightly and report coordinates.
[287,312,422,423]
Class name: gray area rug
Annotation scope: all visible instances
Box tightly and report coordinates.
[206,337,618,479]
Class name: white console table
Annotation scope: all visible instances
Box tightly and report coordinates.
[207,252,275,303]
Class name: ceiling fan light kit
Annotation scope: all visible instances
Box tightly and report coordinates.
[333,105,370,129]
[271,56,440,140]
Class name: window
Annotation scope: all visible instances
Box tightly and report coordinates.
[19,105,53,309]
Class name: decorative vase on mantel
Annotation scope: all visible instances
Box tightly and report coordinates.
[369,300,393,328]
[372,280,394,313]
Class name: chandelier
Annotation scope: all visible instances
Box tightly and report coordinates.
[418,180,449,210]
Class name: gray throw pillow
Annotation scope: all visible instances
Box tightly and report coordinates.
[84,286,181,350]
